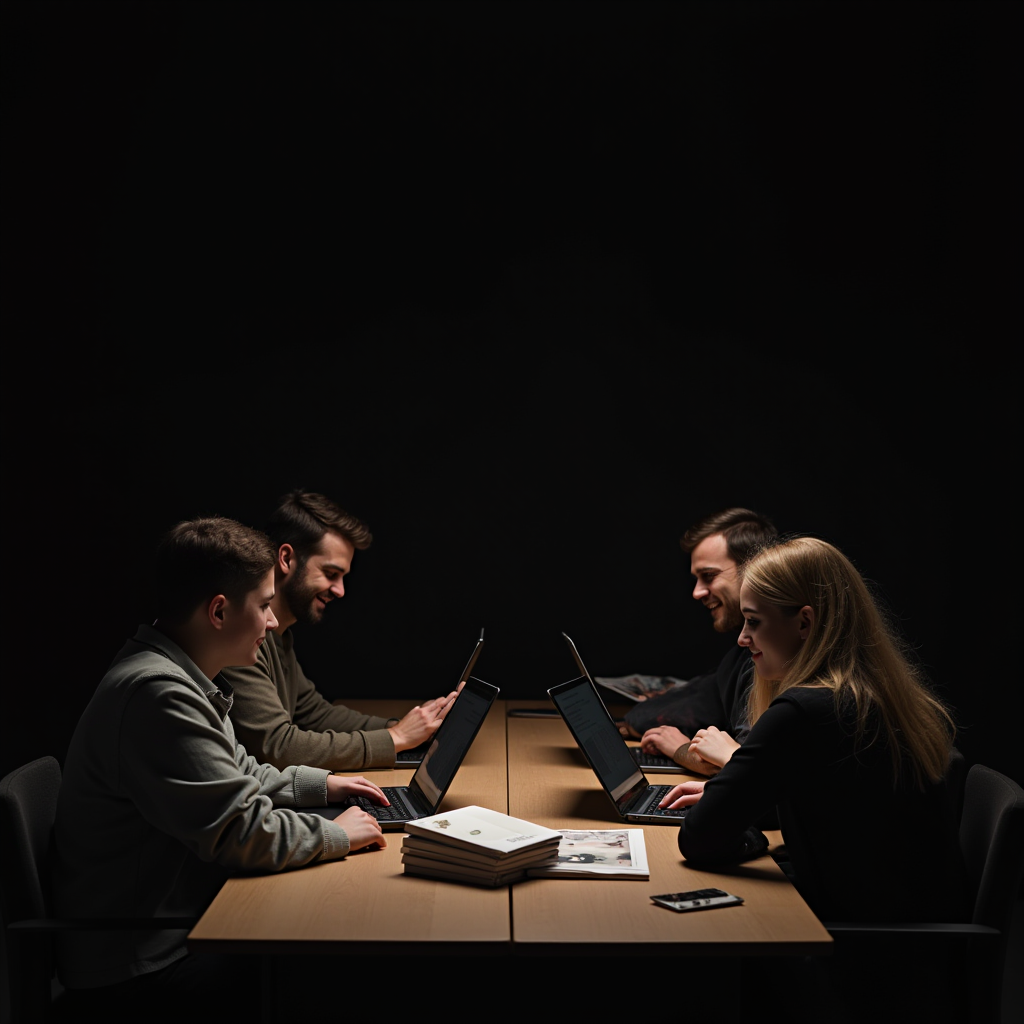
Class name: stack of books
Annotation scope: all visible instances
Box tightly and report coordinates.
[401,805,563,887]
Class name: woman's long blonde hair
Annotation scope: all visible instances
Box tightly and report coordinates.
[742,536,955,789]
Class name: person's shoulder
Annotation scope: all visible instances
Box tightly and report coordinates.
[746,686,833,745]
[772,685,834,717]
[107,635,184,681]
[102,647,204,709]
[110,626,221,697]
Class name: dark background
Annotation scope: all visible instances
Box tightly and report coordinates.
[3,1,1021,787]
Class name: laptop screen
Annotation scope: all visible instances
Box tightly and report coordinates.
[408,675,499,808]
[548,674,652,813]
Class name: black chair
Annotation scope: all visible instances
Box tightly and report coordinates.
[823,762,1024,1024]
[0,756,196,1024]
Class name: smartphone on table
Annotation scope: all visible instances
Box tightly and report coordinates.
[650,888,744,912]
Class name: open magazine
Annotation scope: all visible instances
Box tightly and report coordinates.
[593,674,691,703]
[525,828,649,879]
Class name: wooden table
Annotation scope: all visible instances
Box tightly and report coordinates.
[187,700,510,956]
[505,701,833,957]
[188,697,831,1020]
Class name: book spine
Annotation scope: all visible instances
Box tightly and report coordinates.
[402,860,527,887]
[400,843,559,871]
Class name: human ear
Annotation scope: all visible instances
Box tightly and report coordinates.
[798,605,814,639]
[277,543,295,577]
[208,594,228,629]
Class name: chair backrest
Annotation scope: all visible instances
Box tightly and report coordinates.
[959,763,1024,1024]
[0,755,63,1024]
[818,757,1020,1024]
[960,763,1024,932]
[0,756,61,926]
[1,755,200,1024]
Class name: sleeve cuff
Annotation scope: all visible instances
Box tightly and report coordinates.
[294,765,332,806]
[321,820,351,859]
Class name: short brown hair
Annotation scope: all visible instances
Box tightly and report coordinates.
[681,507,778,565]
[265,490,373,561]
[155,517,276,624]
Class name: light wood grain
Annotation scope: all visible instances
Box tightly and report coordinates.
[505,702,833,955]
[188,699,511,954]
[189,699,832,957]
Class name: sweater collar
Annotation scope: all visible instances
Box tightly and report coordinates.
[132,623,235,719]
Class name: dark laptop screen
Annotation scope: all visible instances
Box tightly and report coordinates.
[547,674,651,814]
[408,675,499,809]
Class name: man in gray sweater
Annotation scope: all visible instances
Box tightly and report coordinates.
[53,516,389,1021]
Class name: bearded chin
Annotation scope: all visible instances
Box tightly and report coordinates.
[294,600,322,627]
[283,573,323,627]
[715,607,743,633]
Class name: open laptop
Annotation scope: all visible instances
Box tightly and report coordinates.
[394,627,486,766]
[561,633,684,774]
[305,674,500,831]
[548,653,689,825]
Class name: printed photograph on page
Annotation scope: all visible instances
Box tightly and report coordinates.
[555,829,641,868]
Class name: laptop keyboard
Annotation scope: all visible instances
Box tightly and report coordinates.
[652,805,687,817]
[641,784,688,817]
[632,748,682,771]
[344,789,415,821]
[396,742,428,763]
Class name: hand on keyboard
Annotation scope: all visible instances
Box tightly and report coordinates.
[658,780,706,810]
[331,805,388,850]
[343,791,411,821]
[326,774,390,806]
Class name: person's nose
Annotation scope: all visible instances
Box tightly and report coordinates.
[737,626,751,648]
[692,581,708,600]
[267,608,279,631]
[330,580,345,599]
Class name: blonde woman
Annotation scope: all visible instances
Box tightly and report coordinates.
[661,536,968,925]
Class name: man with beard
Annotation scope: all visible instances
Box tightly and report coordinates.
[223,490,462,770]
[620,507,779,776]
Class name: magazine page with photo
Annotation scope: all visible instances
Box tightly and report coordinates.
[526,829,649,879]
[594,675,691,703]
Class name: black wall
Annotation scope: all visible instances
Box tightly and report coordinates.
[4,1,1021,787]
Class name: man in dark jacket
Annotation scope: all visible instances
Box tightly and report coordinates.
[620,507,778,775]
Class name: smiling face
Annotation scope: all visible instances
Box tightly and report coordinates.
[221,569,278,668]
[280,530,355,627]
[737,581,811,681]
[689,533,743,633]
